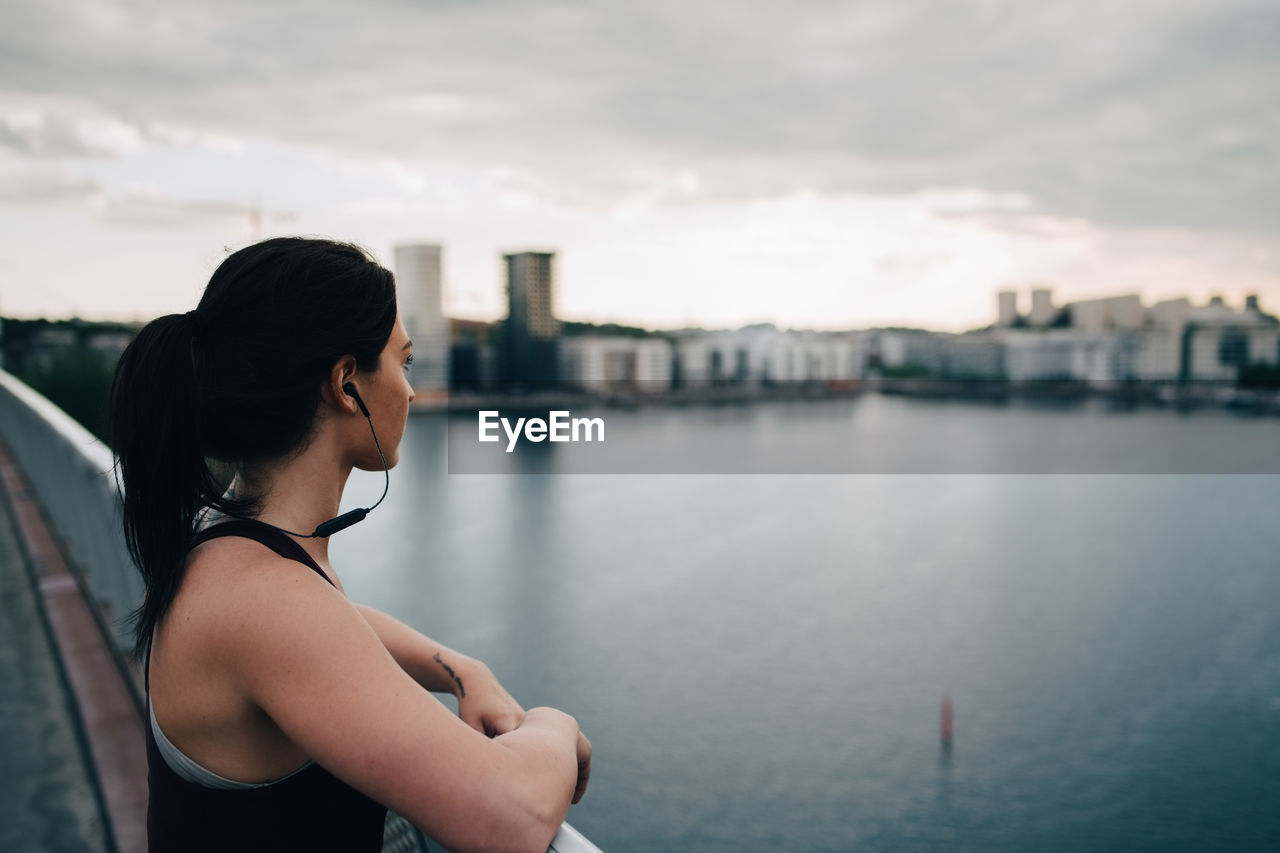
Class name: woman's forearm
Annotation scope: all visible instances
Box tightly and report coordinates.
[356,604,528,739]
[355,604,479,696]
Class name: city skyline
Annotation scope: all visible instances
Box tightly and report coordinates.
[0,0,1276,331]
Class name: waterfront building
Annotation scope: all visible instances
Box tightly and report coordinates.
[1066,294,1144,333]
[984,289,1280,386]
[501,250,560,385]
[797,333,862,382]
[944,334,1005,379]
[1180,297,1279,382]
[1128,298,1186,381]
[1001,331,1076,381]
[1130,295,1279,383]
[877,330,947,376]
[674,330,760,384]
[744,328,857,383]
[1000,330,1132,385]
[1133,332,1183,381]
[1146,297,1192,327]
[504,251,559,340]
[1029,286,1056,326]
[744,332,791,382]
[449,318,499,391]
[393,243,449,392]
[997,290,1018,327]
[673,327,863,386]
[560,337,673,393]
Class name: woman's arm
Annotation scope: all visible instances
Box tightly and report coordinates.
[214,556,581,853]
[355,604,524,736]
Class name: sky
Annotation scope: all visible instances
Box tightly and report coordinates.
[0,0,1276,332]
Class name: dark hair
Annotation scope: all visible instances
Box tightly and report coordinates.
[110,237,398,658]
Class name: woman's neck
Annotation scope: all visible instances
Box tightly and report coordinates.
[224,451,353,560]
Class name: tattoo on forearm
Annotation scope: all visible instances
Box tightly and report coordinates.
[434,652,465,698]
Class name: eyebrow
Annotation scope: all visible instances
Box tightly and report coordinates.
[402,340,413,350]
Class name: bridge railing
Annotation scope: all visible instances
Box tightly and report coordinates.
[0,368,602,853]
[0,368,141,661]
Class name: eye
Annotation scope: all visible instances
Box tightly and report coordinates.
[403,354,414,371]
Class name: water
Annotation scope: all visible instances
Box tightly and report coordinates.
[332,397,1280,851]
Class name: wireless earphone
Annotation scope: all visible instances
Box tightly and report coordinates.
[343,382,370,417]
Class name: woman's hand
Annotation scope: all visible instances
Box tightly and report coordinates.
[456,660,525,738]
[573,731,592,804]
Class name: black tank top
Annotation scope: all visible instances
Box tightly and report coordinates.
[145,518,388,852]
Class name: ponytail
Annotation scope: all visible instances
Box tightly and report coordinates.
[111,312,246,658]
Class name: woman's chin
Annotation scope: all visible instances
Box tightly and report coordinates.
[355,454,398,473]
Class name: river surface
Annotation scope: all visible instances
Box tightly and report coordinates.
[332,395,1280,851]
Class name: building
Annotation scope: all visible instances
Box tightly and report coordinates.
[504,251,559,340]
[1001,330,1129,384]
[672,331,753,384]
[393,244,448,392]
[1179,296,1279,382]
[973,287,1280,386]
[1128,295,1278,383]
[1065,294,1143,333]
[876,330,947,376]
[560,337,673,393]
[501,250,560,385]
[448,319,499,391]
[750,331,861,383]
[997,291,1018,327]
[673,327,863,386]
[1029,287,1056,327]
[944,334,1005,379]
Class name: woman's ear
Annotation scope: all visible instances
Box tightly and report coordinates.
[325,356,361,414]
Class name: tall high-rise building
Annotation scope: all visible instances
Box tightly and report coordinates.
[393,243,448,392]
[502,250,560,384]
[1030,286,1055,327]
[504,251,560,340]
[997,290,1018,327]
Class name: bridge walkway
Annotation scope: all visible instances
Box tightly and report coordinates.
[0,446,114,852]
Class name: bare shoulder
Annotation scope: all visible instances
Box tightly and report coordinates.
[185,538,389,683]
[168,535,340,651]
[150,538,347,776]
[154,537,341,702]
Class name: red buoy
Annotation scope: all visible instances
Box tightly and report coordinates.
[940,694,954,745]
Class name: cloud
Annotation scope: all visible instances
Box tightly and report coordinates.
[0,0,1276,233]
[0,159,297,229]
[96,191,297,228]
[0,114,111,157]
[0,169,98,203]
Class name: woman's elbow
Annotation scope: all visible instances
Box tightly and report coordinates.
[504,787,572,853]
[432,786,570,853]
[511,815,564,853]
[445,812,563,853]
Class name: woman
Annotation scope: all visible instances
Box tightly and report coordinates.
[111,237,590,853]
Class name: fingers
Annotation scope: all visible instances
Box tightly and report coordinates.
[572,764,591,804]
[486,708,524,737]
[572,732,592,804]
[461,704,525,738]
[457,674,523,726]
